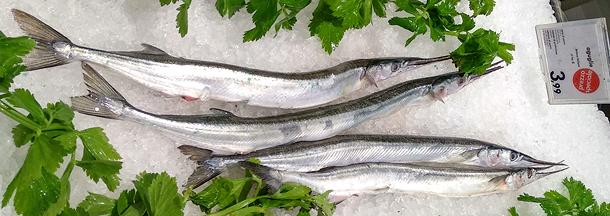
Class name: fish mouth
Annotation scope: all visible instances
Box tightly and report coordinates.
[535,166,569,177]
[468,61,505,81]
[408,55,452,66]
[523,157,568,168]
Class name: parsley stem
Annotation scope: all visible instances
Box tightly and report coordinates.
[41,125,74,132]
[0,101,40,131]
[62,153,76,180]
[445,31,460,37]
[208,196,269,216]
[181,187,193,206]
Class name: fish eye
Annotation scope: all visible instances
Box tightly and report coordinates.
[457,78,466,85]
[527,169,533,178]
[510,152,519,161]
[391,63,400,72]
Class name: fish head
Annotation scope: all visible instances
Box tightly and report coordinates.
[430,63,504,101]
[364,59,414,83]
[430,73,473,100]
[503,166,568,190]
[475,147,566,168]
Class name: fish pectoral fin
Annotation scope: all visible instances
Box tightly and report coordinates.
[140,43,170,55]
[209,108,237,117]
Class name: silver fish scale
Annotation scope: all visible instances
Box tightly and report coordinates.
[118,78,435,154]
[279,163,507,197]
[215,135,485,171]
[69,46,423,109]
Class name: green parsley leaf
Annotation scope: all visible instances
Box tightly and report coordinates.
[176,0,192,37]
[190,177,231,212]
[309,0,346,53]
[44,169,72,216]
[44,102,74,125]
[78,127,122,191]
[325,0,365,28]
[11,124,34,147]
[469,0,495,16]
[216,0,246,18]
[311,191,334,216]
[372,0,389,17]
[563,177,596,212]
[54,132,78,153]
[147,172,184,216]
[0,35,35,92]
[450,28,514,74]
[77,193,116,216]
[76,157,122,191]
[394,0,424,14]
[272,183,310,199]
[111,189,145,216]
[130,172,185,216]
[517,177,610,216]
[159,0,178,6]
[315,23,345,54]
[244,0,280,42]
[78,127,121,161]
[388,16,427,45]
[275,0,311,32]
[246,157,262,164]
[507,207,519,216]
[544,190,572,214]
[13,168,61,216]
[392,0,474,45]
[2,135,67,207]
[7,89,46,124]
[191,173,335,216]
[190,176,261,213]
[0,31,5,38]
[325,0,388,28]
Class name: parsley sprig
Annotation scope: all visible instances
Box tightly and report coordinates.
[0,32,123,216]
[163,0,512,75]
[509,177,610,216]
[190,170,334,216]
[57,172,190,216]
[160,0,193,37]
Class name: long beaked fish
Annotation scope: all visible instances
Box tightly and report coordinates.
[178,135,564,188]
[71,61,502,155]
[12,9,450,109]
[241,162,568,201]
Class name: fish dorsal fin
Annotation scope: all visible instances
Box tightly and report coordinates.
[113,43,170,57]
[209,108,237,116]
[139,43,169,55]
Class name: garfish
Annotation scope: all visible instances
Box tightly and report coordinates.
[71,61,501,155]
[71,60,502,154]
[12,9,449,109]
[240,161,568,201]
[178,135,564,188]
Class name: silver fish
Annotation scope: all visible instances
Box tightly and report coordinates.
[71,61,501,155]
[12,9,449,109]
[241,162,568,201]
[178,135,564,188]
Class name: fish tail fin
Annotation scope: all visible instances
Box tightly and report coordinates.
[11,9,74,71]
[178,145,214,161]
[185,166,221,189]
[238,161,282,190]
[71,63,129,119]
[178,145,222,188]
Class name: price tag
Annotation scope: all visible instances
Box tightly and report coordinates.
[536,18,610,104]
